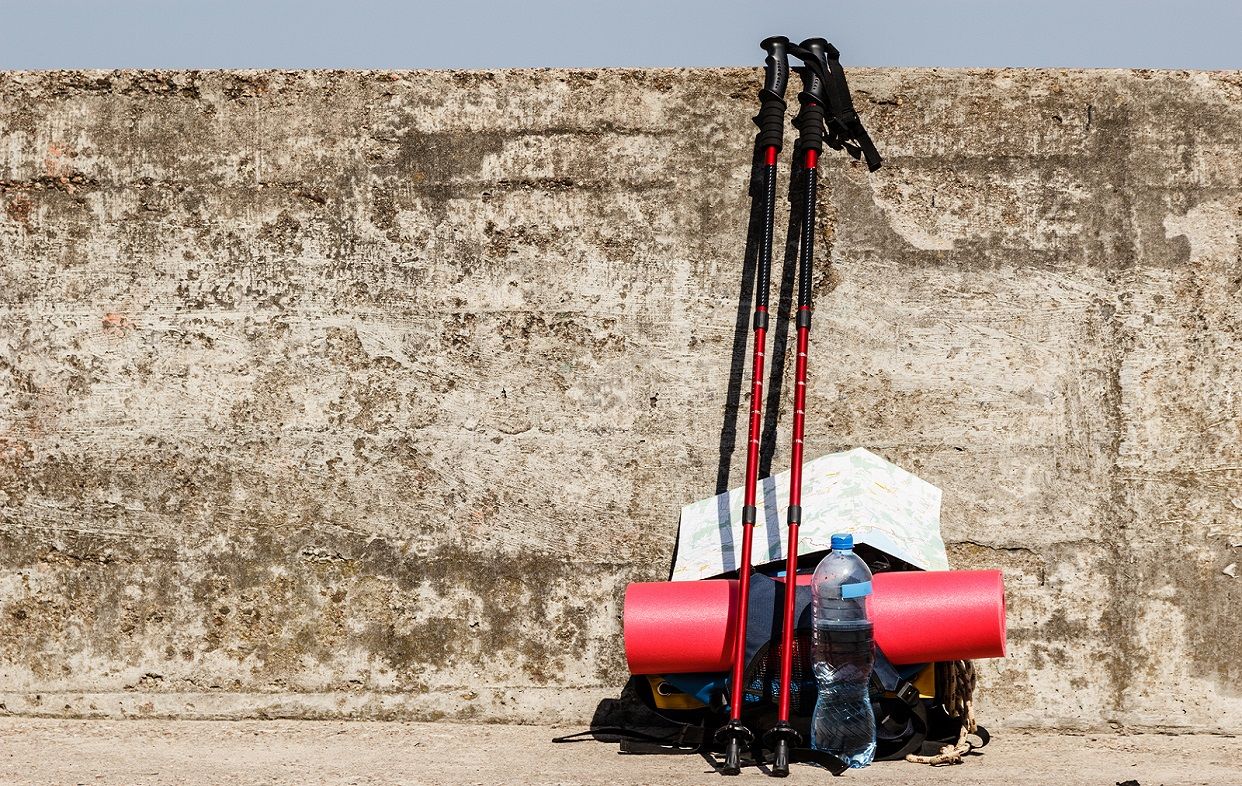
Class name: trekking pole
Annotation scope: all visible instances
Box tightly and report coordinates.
[765,37,831,778]
[716,35,789,777]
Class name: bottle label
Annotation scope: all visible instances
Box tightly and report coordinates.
[840,581,872,599]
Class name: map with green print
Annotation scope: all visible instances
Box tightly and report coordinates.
[673,448,949,580]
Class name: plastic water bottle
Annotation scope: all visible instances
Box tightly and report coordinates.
[810,533,876,768]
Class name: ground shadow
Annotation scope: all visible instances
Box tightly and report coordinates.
[666,139,771,581]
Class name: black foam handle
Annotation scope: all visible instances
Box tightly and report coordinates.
[792,98,825,155]
[753,98,787,152]
[760,36,790,102]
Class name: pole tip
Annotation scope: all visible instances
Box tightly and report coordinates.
[772,738,791,777]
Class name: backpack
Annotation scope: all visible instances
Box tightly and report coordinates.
[556,563,989,772]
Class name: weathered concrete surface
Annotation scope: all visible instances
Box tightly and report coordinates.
[0,68,1239,732]
[0,719,1240,785]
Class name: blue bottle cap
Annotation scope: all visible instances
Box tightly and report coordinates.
[831,533,853,550]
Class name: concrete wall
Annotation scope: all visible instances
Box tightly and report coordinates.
[0,68,1238,732]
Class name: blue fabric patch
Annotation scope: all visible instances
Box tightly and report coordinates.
[660,673,725,706]
[841,580,872,599]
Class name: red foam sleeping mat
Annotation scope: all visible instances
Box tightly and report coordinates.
[624,570,1005,674]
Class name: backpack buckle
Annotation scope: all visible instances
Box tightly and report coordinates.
[896,681,921,707]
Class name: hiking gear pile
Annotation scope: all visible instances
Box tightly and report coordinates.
[558,36,1005,777]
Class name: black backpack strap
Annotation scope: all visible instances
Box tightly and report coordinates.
[619,728,706,755]
[820,43,883,172]
[552,723,707,755]
[551,724,704,751]
[870,650,930,761]
[789,747,849,775]
[553,676,716,755]
[874,697,930,761]
[974,725,991,748]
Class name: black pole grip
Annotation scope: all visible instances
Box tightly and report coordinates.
[794,38,830,109]
[759,36,789,103]
[754,37,789,152]
[789,38,829,156]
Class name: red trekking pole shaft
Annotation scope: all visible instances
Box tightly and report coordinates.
[718,35,788,777]
[728,147,777,707]
[767,37,830,778]
[777,149,816,723]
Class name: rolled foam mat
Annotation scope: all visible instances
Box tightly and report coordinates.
[623,579,738,675]
[870,570,1006,664]
[623,570,1004,674]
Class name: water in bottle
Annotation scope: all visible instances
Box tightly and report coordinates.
[810,533,876,768]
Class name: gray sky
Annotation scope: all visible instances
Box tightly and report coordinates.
[0,0,1238,70]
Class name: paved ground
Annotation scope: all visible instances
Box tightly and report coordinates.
[0,719,1238,785]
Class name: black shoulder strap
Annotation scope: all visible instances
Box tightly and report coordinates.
[551,676,714,754]
[820,44,883,172]
[551,726,702,751]
[870,650,930,761]
[911,725,992,758]
[789,746,850,775]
